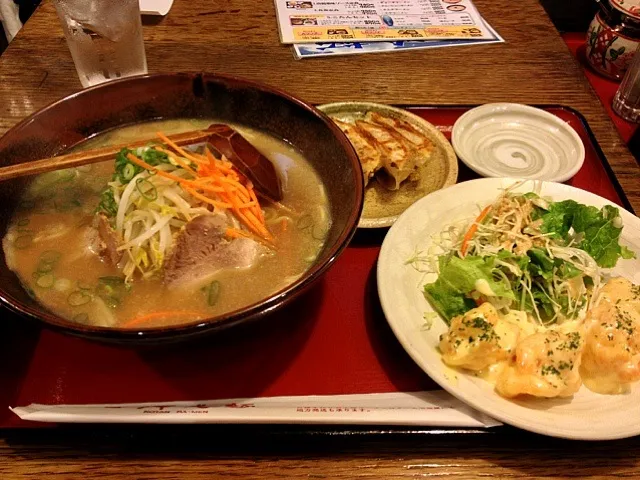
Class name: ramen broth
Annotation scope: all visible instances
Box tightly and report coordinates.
[3,119,331,328]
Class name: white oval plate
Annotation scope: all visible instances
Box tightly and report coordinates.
[377,178,640,440]
[452,104,585,182]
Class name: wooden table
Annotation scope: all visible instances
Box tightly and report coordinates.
[1,0,640,478]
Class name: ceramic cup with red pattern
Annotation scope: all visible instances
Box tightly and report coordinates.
[586,0,640,80]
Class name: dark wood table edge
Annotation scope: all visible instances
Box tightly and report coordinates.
[4,423,638,451]
[0,423,525,449]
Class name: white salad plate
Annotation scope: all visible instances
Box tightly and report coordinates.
[452,104,585,182]
[377,178,640,440]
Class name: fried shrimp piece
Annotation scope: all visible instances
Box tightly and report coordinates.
[439,303,519,371]
[581,278,640,394]
[496,329,584,398]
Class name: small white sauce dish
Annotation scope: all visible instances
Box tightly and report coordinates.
[452,103,585,182]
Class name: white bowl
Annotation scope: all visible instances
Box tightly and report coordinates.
[452,103,585,182]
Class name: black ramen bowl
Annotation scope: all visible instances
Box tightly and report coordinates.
[0,73,363,343]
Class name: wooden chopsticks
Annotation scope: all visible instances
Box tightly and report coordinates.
[0,129,214,182]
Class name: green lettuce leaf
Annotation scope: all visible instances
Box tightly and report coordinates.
[439,256,515,299]
[576,205,635,268]
[622,245,636,259]
[539,200,636,268]
[539,200,580,240]
[423,281,475,325]
[423,255,516,323]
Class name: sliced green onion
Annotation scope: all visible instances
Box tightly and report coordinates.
[37,189,58,201]
[296,215,313,230]
[135,178,158,201]
[62,186,80,196]
[99,294,120,309]
[73,313,89,323]
[67,291,92,306]
[18,200,35,210]
[207,280,221,306]
[54,198,82,212]
[54,278,72,292]
[98,276,125,286]
[39,250,61,264]
[37,262,55,273]
[96,276,128,308]
[13,234,33,249]
[16,218,30,227]
[58,169,76,183]
[36,273,55,288]
[122,163,136,182]
[77,280,93,291]
[312,223,329,241]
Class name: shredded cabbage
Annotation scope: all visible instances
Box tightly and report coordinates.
[420,189,635,326]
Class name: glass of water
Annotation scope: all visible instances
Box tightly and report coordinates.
[53,0,148,88]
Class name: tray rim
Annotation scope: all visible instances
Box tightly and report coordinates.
[1,103,632,439]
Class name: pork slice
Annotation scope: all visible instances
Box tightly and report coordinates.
[96,214,123,266]
[164,215,260,287]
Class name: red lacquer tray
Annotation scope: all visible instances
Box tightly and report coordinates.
[0,105,632,429]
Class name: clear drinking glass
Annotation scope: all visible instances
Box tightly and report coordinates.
[53,0,148,88]
[613,45,640,123]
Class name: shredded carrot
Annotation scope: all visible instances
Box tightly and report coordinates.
[217,164,239,176]
[460,205,492,257]
[156,132,202,164]
[126,154,225,193]
[281,218,288,232]
[244,209,272,239]
[225,227,276,249]
[187,182,226,194]
[225,227,251,239]
[126,136,274,246]
[218,176,251,198]
[205,147,217,163]
[184,187,232,209]
[219,180,270,240]
[122,310,203,329]
[248,187,264,223]
[204,149,235,173]
[219,188,264,239]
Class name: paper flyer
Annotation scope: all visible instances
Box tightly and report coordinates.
[275,0,494,44]
[293,16,503,58]
[12,391,501,427]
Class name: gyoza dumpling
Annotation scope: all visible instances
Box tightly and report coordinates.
[331,118,382,185]
[355,119,415,190]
